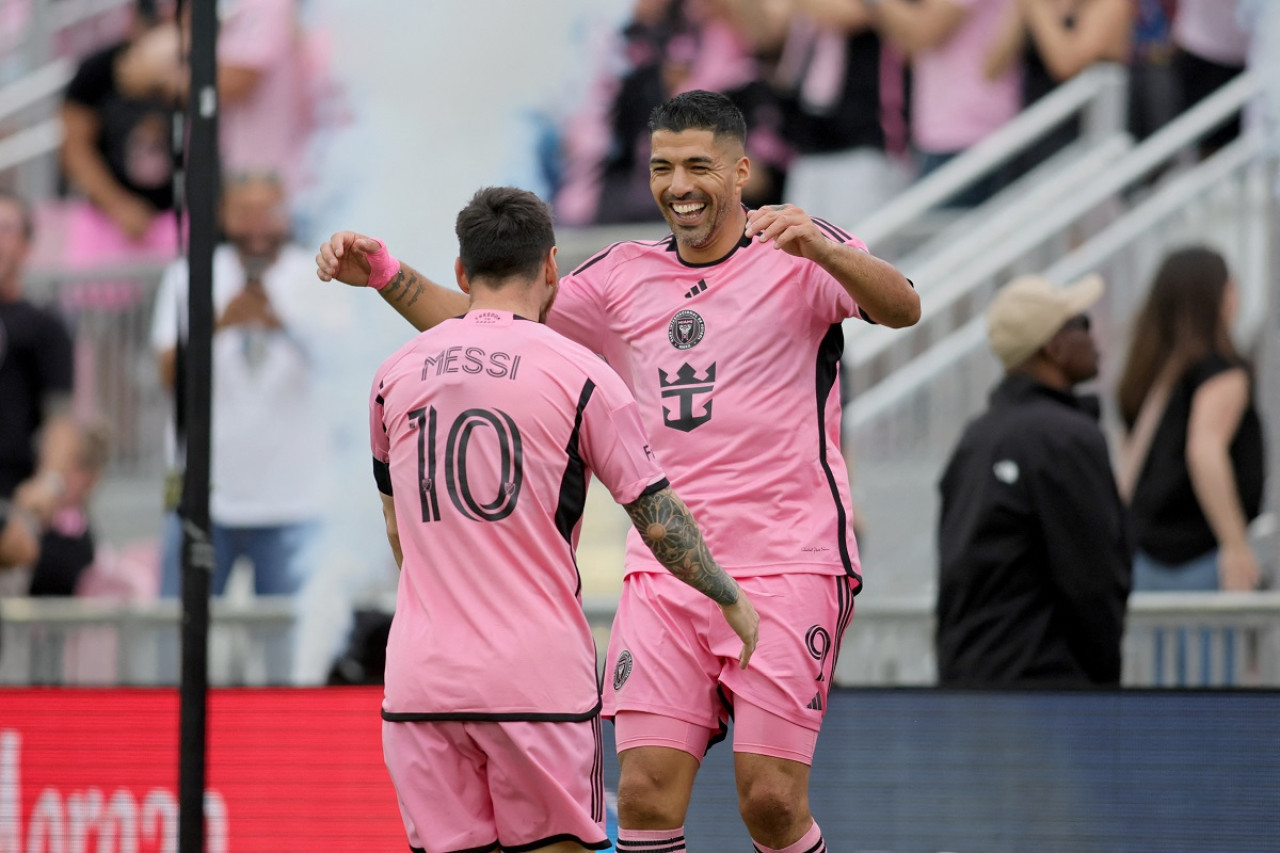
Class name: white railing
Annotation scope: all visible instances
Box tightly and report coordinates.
[852,63,1130,252]
[845,70,1264,391]
[6,590,1277,688]
[0,595,296,686]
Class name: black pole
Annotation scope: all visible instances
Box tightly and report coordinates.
[179,0,218,850]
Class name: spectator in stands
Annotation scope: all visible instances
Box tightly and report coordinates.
[868,0,1021,207]
[984,0,1132,179]
[1170,0,1249,157]
[554,0,789,225]
[0,498,39,569]
[936,273,1131,686]
[0,190,79,525]
[1115,247,1265,594]
[150,173,331,621]
[58,0,181,267]
[27,419,110,597]
[1128,0,1179,143]
[764,0,911,228]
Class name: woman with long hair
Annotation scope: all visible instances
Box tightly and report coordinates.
[1115,246,1265,593]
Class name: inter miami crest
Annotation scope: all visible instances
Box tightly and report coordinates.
[613,650,634,691]
[668,309,705,350]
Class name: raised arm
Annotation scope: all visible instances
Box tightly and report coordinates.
[316,232,469,332]
[744,204,921,327]
[623,486,759,668]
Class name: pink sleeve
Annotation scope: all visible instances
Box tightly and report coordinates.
[547,270,608,355]
[577,367,666,506]
[369,372,392,494]
[218,0,295,70]
[805,221,869,324]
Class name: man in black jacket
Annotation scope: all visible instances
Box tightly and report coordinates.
[936,273,1132,687]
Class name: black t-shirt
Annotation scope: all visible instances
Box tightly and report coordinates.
[779,29,885,155]
[0,299,74,497]
[64,42,176,211]
[28,527,96,596]
[1130,353,1266,564]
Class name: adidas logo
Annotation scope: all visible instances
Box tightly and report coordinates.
[807,693,824,711]
[684,280,708,299]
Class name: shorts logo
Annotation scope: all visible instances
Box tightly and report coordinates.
[668,309,705,350]
[613,650,634,691]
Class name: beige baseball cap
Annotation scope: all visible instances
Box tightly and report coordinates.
[986,273,1105,369]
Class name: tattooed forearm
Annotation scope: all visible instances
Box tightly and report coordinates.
[381,269,408,302]
[624,487,739,606]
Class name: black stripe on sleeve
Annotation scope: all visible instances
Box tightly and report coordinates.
[554,379,597,543]
[373,457,393,496]
[812,216,853,243]
[638,477,670,497]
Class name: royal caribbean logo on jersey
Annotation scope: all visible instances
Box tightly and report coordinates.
[659,363,715,432]
[668,309,705,350]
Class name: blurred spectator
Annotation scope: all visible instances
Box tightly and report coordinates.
[1128,0,1179,143]
[1116,247,1266,593]
[215,0,317,202]
[767,0,911,227]
[150,173,330,615]
[870,0,1020,206]
[1171,0,1249,157]
[554,0,789,225]
[0,190,79,523]
[985,0,1131,179]
[58,0,181,268]
[27,419,111,597]
[936,273,1131,687]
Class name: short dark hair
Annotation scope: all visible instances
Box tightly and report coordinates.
[648,89,746,147]
[0,189,35,241]
[455,186,555,284]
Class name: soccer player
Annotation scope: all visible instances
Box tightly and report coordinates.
[370,186,758,853]
[326,91,919,852]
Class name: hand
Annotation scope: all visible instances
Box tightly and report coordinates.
[13,473,62,525]
[720,586,760,669]
[316,231,386,287]
[217,286,275,330]
[743,203,828,261]
[103,194,156,242]
[1219,541,1260,591]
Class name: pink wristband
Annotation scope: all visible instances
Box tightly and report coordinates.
[365,238,401,291]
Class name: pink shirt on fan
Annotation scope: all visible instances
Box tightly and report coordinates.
[911,0,1020,154]
[371,311,665,719]
[552,216,867,585]
[218,0,311,195]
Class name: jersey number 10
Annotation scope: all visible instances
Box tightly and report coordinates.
[409,406,524,523]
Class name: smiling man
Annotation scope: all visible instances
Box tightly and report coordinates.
[317,89,918,853]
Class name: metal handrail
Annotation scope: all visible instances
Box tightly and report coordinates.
[0,58,72,122]
[853,63,1130,247]
[0,118,61,174]
[0,595,297,626]
[846,133,1132,365]
[849,132,1267,428]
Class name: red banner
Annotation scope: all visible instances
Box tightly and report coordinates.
[0,687,405,852]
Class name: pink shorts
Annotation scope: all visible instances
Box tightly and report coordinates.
[383,717,610,853]
[603,571,856,760]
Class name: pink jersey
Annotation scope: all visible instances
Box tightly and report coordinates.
[370,310,666,719]
[553,216,867,585]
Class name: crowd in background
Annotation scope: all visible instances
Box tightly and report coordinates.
[0,0,1271,686]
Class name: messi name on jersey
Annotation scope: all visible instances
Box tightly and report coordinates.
[420,346,522,381]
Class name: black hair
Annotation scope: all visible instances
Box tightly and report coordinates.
[455,186,555,284]
[648,89,746,147]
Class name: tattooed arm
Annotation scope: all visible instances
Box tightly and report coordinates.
[624,486,759,668]
[315,231,468,331]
